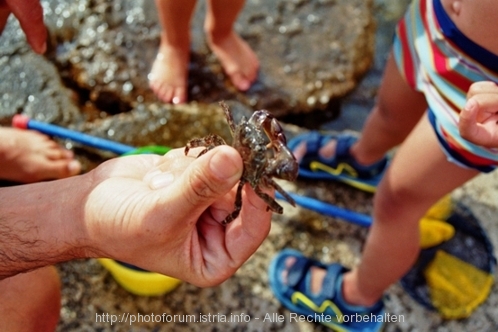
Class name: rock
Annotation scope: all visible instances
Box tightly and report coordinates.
[5,1,498,332]
[0,0,375,159]
[43,0,375,120]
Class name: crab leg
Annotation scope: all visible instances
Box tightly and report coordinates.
[219,101,237,136]
[265,178,296,207]
[185,134,227,157]
[222,180,246,225]
[254,186,284,214]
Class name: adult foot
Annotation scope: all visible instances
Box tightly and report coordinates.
[206,30,259,91]
[0,127,81,183]
[148,44,190,104]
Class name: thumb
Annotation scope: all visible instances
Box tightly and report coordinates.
[164,146,243,219]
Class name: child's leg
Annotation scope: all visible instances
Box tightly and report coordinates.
[294,53,428,166]
[343,115,479,306]
[148,0,197,104]
[0,127,81,183]
[285,51,479,307]
[204,0,259,91]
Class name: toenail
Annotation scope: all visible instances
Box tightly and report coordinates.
[68,160,81,173]
[238,80,250,91]
[172,96,181,104]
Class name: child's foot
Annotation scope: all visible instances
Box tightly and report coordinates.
[268,249,384,331]
[288,132,388,193]
[206,30,259,91]
[292,134,377,167]
[0,127,81,183]
[148,44,190,104]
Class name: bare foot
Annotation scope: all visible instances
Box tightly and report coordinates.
[206,30,259,91]
[148,44,190,104]
[0,127,81,183]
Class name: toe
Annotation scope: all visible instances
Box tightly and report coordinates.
[292,141,308,162]
[229,71,251,91]
[172,87,187,104]
[67,159,81,176]
[281,257,296,284]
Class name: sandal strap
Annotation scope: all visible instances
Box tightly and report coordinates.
[286,256,347,306]
[320,263,346,300]
[304,132,333,156]
[286,256,316,289]
[335,135,387,179]
[300,132,387,180]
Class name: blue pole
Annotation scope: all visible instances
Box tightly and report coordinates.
[13,115,135,155]
[276,192,372,227]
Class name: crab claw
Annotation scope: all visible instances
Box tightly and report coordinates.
[268,140,299,181]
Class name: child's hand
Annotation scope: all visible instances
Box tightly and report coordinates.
[459,81,498,148]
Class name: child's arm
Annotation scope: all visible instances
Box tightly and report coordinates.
[459,81,498,148]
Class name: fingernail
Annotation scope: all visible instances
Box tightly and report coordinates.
[238,80,251,91]
[38,41,47,54]
[172,96,181,104]
[464,98,477,112]
[149,172,175,189]
[209,150,240,181]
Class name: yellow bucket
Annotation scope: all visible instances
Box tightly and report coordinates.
[98,258,182,296]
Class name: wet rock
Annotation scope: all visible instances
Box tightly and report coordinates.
[0,0,375,146]
[6,1,498,332]
[0,47,81,127]
[44,0,374,121]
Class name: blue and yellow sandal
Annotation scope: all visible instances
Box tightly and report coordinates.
[269,249,384,332]
[288,132,388,193]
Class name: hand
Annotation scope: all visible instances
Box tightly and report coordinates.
[459,81,498,148]
[0,0,47,53]
[82,146,272,287]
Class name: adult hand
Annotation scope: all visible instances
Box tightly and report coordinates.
[459,81,498,148]
[0,146,272,286]
[0,0,47,53]
[83,146,272,287]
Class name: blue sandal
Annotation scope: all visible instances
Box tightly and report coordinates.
[268,249,384,332]
[288,132,388,193]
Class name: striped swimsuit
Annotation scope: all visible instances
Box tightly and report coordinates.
[393,0,498,172]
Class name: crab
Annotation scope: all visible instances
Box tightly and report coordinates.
[185,101,298,225]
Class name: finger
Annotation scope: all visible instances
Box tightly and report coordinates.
[468,93,498,121]
[0,7,11,35]
[161,146,243,220]
[459,97,498,147]
[5,0,46,53]
[459,98,481,138]
[467,81,498,99]
[223,185,272,265]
